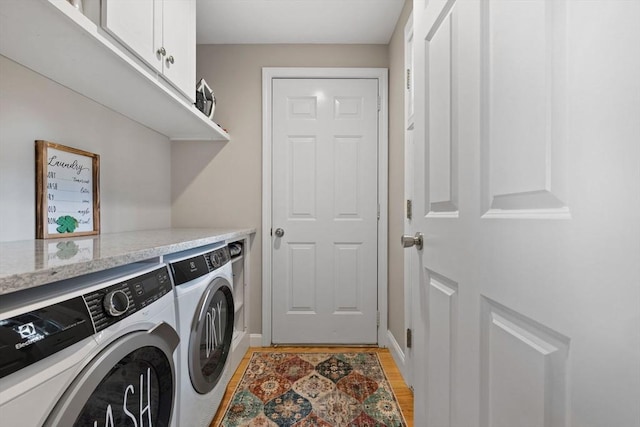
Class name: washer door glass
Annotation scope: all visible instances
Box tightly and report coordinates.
[45,323,178,427]
[73,346,172,427]
[190,278,234,394]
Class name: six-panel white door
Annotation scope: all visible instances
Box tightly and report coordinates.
[410,0,640,425]
[272,78,380,344]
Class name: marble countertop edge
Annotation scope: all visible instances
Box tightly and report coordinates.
[0,228,256,296]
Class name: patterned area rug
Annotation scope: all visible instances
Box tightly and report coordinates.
[218,352,407,427]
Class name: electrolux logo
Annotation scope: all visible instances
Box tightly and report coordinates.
[14,322,44,349]
[17,322,37,338]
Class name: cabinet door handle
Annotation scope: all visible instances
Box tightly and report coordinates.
[166,55,175,65]
[157,47,166,56]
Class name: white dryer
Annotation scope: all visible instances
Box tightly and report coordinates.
[0,262,180,427]
[165,243,235,427]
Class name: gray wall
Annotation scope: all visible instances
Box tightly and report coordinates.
[0,55,172,242]
[173,44,389,335]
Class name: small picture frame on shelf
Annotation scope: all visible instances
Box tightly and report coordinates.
[35,140,100,239]
[195,78,216,120]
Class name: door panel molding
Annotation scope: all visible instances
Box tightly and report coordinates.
[334,136,363,218]
[425,269,459,427]
[480,0,570,219]
[333,243,363,312]
[262,67,389,347]
[480,297,570,427]
[426,10,460,218]
[288,136,317,219]
[287,243,317,312]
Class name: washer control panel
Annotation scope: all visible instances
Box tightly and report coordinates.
[0,296,93,379]
[83,267,171,332]
[0,265,171,379]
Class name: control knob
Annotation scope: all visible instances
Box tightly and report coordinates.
[210,252,221,268]
[103,289,130,317]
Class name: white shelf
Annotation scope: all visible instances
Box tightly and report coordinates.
[0,0,230,142]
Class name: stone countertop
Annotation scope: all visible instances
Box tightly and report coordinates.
[0,228,255,295]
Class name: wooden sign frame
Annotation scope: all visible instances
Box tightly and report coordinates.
[35,140,100,239]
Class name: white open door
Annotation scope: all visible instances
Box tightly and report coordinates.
[409,0,640,425]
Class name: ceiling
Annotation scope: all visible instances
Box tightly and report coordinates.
[196,0,406,45]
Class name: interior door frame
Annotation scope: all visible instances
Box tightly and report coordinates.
[262,67,389,347]
[403,12,415,387]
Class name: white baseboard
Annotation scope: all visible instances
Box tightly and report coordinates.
[250,333,263,347]
[387,329,410,385]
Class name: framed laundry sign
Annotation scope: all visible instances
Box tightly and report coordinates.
[35,140,100,239]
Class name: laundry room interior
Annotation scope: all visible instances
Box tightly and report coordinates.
[0,0,638,426]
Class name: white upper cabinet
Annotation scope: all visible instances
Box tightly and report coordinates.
[161,0,196,100]
[0,0,224,141]
[102,0,196,102]
[102,0,162,73]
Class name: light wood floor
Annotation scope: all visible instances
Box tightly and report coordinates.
[210,347,413,426]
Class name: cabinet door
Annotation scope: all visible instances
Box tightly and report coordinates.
[162,0,196,101]
[102,0,163,73]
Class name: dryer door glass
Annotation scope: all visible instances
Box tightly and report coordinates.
[190,278,234,394]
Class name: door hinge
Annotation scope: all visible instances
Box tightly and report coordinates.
[406,199,412,220]
[377,203,380,220]
[406,328,412,348]
[377,96,381,111]
[376,311,380,327]
[270,228,273,236]
[406,68,411,91]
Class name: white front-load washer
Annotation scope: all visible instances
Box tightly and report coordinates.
[0,262,180,427]
[165,243,235,427]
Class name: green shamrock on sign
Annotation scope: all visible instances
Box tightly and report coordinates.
[56,215,78,233]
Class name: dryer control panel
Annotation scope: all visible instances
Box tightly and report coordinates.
[209,245,231,270]
[169,245,230,286]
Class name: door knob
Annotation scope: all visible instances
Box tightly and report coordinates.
[274,228,285,238]
[166,55,175,65]
[401,232,423,250]
[157,47,166,56]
